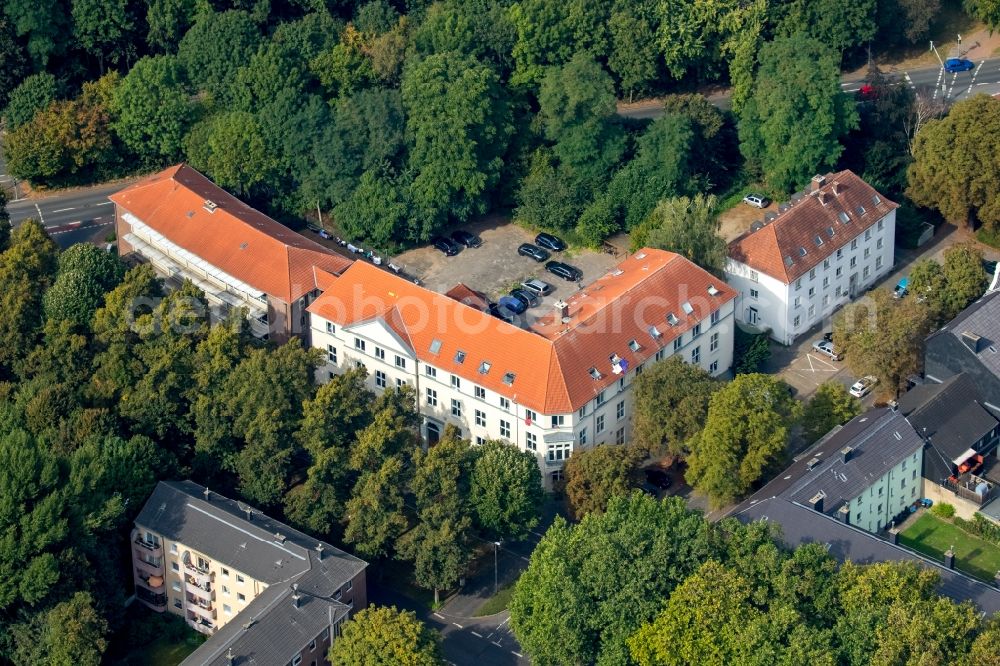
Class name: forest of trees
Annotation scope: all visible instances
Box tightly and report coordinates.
[4,0,989,256]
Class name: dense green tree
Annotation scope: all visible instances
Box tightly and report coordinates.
[686,373,801,507]
[185,111,276,196]
[631,356,719,457]
[344,456,409,560]
[113,55,196,163]
[562,444,640,520]
[878,0,940,46]
[514,149,590,234]
[71,0,137,73]
[0,220,59,372]
[348,399,420,473]
[834,288,932,397]
[908,256,949,324]
[964,0,1000,31]
[329,605,443,666]
[802,382,862,444]
[608,6,659,101]
[510,494,721,665]
[470,440,543,540]
[3,72,58,129]
[908,96,1000,232]
[732,327,771,374]
[509,0,609,87]
[42,243,125,328]
[145,0,199,52]
[177,10,261,103]
[636,194,727,272]
[0,189,10,253]
[941,243,990,319]
[333,169,410,248]
[401,52,512,240]
[2,0,69,67]
[0,17,29,111]
[10,591,109,665]
[397,505,473,604]
[297,367,375,457]
[775,0,877,57]
[739,33,858,192]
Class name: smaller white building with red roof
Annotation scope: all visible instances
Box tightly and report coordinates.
[725,171,898,345]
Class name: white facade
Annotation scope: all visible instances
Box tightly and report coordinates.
[726,209,896,345]
[845,446,922,533]
[310,299,736,489]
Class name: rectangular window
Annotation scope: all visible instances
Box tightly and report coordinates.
[863,266,870,278]
[170,543,178,554]
[500,397,510,411]
[750,270,759,283]
[425,365,436,378]
[709,360,718,373]
[596,414,605,434]
[691,346,700,363]
[375,370,386,388]
[808,287,815,297]
[396,378,404,388]
[172,562,179,572]
[865,229,871,241]
[692,323,701,338]
[394,355,406,369]
[451,399,461,417]
[578,405,587,418]
[172,581,181,592]
[475,436,485,445]
[823,277,829,288]
[327,345,337,363]
[547,442,571,462]
[635,363,644,375]
[823,295,829,305]
[673,336,683,352]
[222,568,229,577]
[374,347,385,360]
[793,296,801,308]
[837,248,843,259]
[793,315,801,327]
[750,288,759,299]
[655,349,665,361]
[876,256,883,269]
[878,218,884,230]
[451,375,461,389]
[795,279,802,291]
[475,386,486,399]
[475,410,486,427]
[236,574,244,583]
[500,420,511,438]
[579,427,587,446]
[808,305,815,317]
[616,400,625,420]
[711,310,720,325]
[864,248,870,259]
[596,391,606,406]
[551,415,565,428]
[526,432,537,451]
[618,377,625,391]
[354,338,365,352]
[616,427,625,445]
[851,239,858,250]
[850,256,857,268]
[237,592,246,601]
[222,585,230,595]
[525,409,537,423]
[292,656,302,666]
[223,604,232,614]
[326,322,335,334]
[876,238,883,249]
[823,259,830,269]
[809,268,816,279]
[426,388,437,406]
[836,266,843,278]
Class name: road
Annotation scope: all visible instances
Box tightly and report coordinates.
[619,56,1000,119]
[5,181,127,248]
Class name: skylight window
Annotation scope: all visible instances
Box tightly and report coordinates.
[784,256,794,267]
[502,372,515,385]
[628,339,641,352]
[666,312,679,326]
[872,194,882,205]
[454,350,466,364]
[814,235,823,246]
[798,247,807,257]
[429,339,442,355]
[855,205,866,216]
[649,325,661,338]
[707,285,720,296]
[681,302,694,316]
[826,226,835,237]
[838,211,850,224]
[589,367,603,380]
[478,361,491,375]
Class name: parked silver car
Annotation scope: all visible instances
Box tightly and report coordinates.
[812,339,843,361]
[521,278,554,297]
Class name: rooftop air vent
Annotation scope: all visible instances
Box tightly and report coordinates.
[809,491,825,513]
[274,533,286,543]
[203,200,218,213]
[840,446,854,463]
[805,457,822,471]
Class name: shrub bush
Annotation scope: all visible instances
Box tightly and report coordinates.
[930,502,955,519]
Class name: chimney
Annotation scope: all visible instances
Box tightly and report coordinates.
[226,647,235,666]
[555,300,569,322]
[808,492,825,514]
[245,507,252,521]
[888,529,899,545]
[811,174,826,192]
[944,546,955,569]
[961,331,983,353]
[203,487,210,501]
[837,505,850,524]
[315,543,325,560]
[831,181,842,196]
[840,446,854,464]
[292,583,302,608]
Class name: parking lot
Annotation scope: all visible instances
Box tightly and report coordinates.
[763,327,859,399]
[390,216,622,312]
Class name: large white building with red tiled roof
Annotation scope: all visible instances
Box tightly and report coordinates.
[725,171,898,345]
[111,164,353,343]
[308,249,736,487]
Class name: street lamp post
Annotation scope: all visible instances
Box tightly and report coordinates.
[493,541,502,595]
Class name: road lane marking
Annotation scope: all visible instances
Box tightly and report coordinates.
[498,616,510,628]
[34,203,44,223]
[968,61,985,95]
[471,631,483,638]
[512,652,523,658]
[48,220,113,236]
[95,201,113,205]
[52,207,76,213]
[433,613,444,619]
[452,622,463,629]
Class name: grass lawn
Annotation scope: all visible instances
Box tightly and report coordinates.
[899,513,1000,582]
[475,583,516,617]
[114,635,200,666]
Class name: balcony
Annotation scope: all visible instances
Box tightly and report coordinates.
[135,586,167,610]
[133,537,163,557]
[186,599,216,622]
[135,573,164,592]
[186,616,215,635]
[183,557,212,587]
[134,556,165,577]
[185,578,212,600]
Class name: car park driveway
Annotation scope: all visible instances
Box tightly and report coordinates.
[390,217,621,310]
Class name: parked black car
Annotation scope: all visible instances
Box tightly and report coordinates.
[535,232,567,252]
[518,243,550,262]
[546,261,582,282]
[432,236,461,256]
[509,288,539,309]
[451,230,482,248]
[644,469,672,490]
